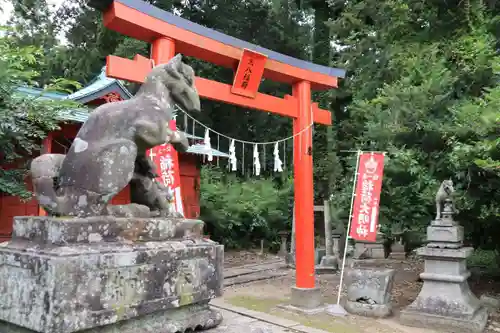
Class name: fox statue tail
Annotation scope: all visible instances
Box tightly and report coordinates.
[30,154,66,215]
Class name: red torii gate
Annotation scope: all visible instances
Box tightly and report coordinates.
[89,0,345,309]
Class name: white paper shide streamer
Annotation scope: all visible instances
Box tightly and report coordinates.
[273,142,283,172]
[174,103,319,176]
[229,139,237,171]
[253,144,261,176]
[204,129,213,162]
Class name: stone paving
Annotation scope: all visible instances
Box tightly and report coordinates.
[207,308,301,332]
[207,303,440,333]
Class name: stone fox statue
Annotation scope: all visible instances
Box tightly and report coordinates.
[129,155,176,217]
[435,179,455,220]
[30,54,200,217]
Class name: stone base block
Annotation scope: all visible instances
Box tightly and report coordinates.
[400,273,488,333]
[278,287,325,314]
[0,303,222,333]
[10,215,206,244]
[431,218,458,227]
[285,252,295,267]
[315,255,338,274]
[390,243,405,260]
[346,268,395,305]
[399,305,488,333]
[345,300,392,318]
[315,248,326,265]
[315,265,338,274]
[371,247,385,259]
[0,216,224,333]
[320,255,338,267]
[427,242,463,249]
[354,242,385,259]
[480,295,500,310]
[427,225,464,245]
[389,252,406,260]
[417,246,473,259]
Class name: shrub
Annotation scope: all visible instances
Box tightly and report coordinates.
[199,166,293,250]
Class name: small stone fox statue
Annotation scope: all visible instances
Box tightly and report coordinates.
[129,155,179,217]
[30,54,200,217]
[435,179,455,220]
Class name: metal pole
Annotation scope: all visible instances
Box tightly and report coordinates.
[336,150,362,305]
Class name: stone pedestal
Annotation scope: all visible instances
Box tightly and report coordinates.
[278,287,325,315]
[316,237,339,274]
[316,254,338,274]
[354,240,385,259]
[316,202,338,274]
[332,229,344,257]
[285,252,295,267]
[345,268,395,318]
[278,231,289,257]
[0,216,224,333]
[332,233,341,256]
[315,247,326,264]
[389,232,406,260]
[400,202,488,333]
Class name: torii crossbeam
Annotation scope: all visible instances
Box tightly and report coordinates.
[89,0,346,309]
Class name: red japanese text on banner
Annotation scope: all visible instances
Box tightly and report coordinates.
[349,153,385,242]
[147,119,184,216]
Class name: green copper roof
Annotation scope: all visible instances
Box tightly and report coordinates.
[64,67,133,103]
[15,67,133,104]
[14,86,68,100]
[57,109,92,123]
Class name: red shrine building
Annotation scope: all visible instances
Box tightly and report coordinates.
[0,68,228,241]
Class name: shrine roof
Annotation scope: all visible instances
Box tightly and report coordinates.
[57,109,93,123]
[15,67,132,104]
[64,67,133,103]
[14,86,68,100]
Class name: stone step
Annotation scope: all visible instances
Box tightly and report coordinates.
[227,258,283,269]
[224,270,288,287]
[225,260,285,278]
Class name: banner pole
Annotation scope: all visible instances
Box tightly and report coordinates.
[336,150,362,306]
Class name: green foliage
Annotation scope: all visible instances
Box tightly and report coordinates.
[467,249,499,269]
[0,29,80,198]
[200,166,293,250]
[402,230,426,254]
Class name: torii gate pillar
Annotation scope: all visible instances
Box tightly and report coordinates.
[293,81,315,288]
[152,37,175,62]
[289,81,323,309]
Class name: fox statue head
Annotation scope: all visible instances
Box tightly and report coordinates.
[143,54,201,113]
